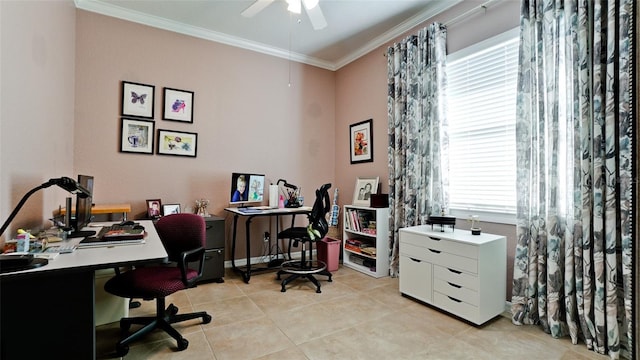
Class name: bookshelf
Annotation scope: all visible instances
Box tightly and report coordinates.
[342,205,389,277]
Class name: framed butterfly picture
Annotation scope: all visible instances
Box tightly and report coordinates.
[122,81,155,119]
[163,87,194,123]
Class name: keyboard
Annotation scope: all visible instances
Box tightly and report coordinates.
[237,208,263,213]
[44,244,76,254]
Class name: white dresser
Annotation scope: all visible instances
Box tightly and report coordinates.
[399,225,506,325]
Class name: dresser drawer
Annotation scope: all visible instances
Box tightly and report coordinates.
[401,241,478,274]
[433,291,479,323]
[399,255,432,303]
[433,278,478,306]
[433,265,478,291]
[400,231,478,259]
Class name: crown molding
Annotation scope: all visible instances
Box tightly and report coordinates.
[75,0,461,71]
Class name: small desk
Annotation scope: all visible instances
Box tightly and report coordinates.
[0,220,167,359]
[56,203,132,220]
[224,207,312,283]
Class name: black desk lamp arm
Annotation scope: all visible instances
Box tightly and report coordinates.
[0,183,50,237]
[0,177,89,238]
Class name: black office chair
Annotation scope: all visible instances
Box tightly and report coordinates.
[104,213,212,356]
[277,183,333,293]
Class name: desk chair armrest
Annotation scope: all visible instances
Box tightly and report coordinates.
[178,246,206,287]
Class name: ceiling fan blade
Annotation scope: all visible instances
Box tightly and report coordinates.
[303,1,327,30]
[241,0,275,18]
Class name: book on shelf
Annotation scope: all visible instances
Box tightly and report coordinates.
[345,208,377,235]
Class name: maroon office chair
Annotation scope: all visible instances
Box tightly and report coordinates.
[104,213,212,356]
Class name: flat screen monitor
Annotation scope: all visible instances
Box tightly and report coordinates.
[229,172,265,207]
[75,174,94,230]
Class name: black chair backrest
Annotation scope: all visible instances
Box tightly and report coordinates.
[308,183,331,239]
[155,214,206,263]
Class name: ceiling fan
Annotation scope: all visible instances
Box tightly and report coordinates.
[241,0,328,30]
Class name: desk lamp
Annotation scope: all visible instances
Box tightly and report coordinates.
[0,177,91,273]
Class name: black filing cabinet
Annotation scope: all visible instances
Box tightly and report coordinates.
[201,216,225,283]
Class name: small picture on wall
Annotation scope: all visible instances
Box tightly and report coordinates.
[350,119,373,164]
[157,129,198,157]
[163,87,194,123]
[120,118,154,154]
[122,81,155,119]
[146,199,162,219]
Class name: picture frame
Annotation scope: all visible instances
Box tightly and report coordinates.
[352,176,379,206]
[157,129,198,157]
[120,118,155,154]
[350,119,373,164]
[122,81,155,119]
[163,87,194,123]
[146,199,162,219]
[162,204,181,216]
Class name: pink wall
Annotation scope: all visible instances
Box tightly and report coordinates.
[333,0,521,298]
[74,11,335,258]
[0,0,76,238]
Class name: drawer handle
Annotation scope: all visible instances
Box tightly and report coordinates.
[429,237,441,241]
[448,296,462,303]
[448,268,462,274]
[448,282,461,289]
[409,257,422,263]
[428,249,441,254]
[206,225,213,230]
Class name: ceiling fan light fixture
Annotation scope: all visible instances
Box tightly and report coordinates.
[286,0,301,14]
[302,0,319,10]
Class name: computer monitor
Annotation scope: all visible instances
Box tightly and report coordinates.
[74,174,94,230]
[229,172,265,207]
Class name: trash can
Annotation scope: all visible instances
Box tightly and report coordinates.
[317,237,341,272]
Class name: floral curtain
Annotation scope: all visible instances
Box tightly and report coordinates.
[387,23,448,277]
[510,1,635,359]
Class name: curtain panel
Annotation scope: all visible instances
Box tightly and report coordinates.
[511,0,635,359]
[386,23,448,277]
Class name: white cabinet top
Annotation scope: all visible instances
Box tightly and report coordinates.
[399,225,504,245]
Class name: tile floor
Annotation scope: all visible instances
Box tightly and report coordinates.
[96,265,608,359]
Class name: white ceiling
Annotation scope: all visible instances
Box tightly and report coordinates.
[75,0,463,70]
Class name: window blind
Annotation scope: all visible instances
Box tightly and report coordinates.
[446,32,519,217]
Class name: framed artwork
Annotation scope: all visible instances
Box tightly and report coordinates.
[120,118,155,154]
[146,199,162,219]
[162,204,181,216]
[122,81,155,119]
[352,176,379,206]
[350,119,373,164]
[157,129,198,157]
[163,87,194,123]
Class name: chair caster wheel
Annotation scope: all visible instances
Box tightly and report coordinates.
[281,287,286,292]
[120,321,131,332]
[203,314,212,324]
[116,344,129,357]
[177,338,189,351]
[316,288,321,293]
[168,304,179,316]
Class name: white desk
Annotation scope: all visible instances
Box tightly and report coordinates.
[0,220,167,359]
[225,207,312,283]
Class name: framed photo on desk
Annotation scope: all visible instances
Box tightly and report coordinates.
[146,199,162,218]
[162,204,180,215]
